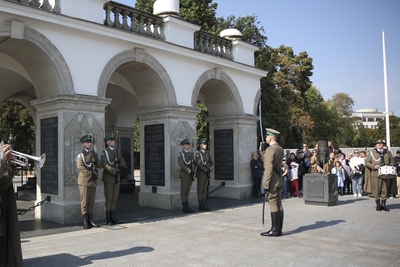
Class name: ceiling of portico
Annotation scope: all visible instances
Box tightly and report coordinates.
[197,78,237,116]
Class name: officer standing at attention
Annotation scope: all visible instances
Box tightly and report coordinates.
[196,139,213,211]
[101,134,127,225]
[77,135,102,229]
[365,139,395,211]
[259,128,285,237]
[178,138,195,213]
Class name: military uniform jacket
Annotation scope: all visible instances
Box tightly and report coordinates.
[364,149,395,195]
[196,149,213,179]
[101,147,127,184]
[77,150,102,187]
[178,150,193,179]
[260,142,284,191]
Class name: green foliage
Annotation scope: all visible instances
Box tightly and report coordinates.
[133,117,140,152]
[0,100,35,154]
[327,92,355,116]
[215,15,267,48]
[196,101,209,142]
[135,0,218,32]
[377,115,400,146]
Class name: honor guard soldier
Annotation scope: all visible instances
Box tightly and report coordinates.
[178,138,195,213]
[101,134,127,225]
[259,128,285,237]
[365,139,395,211]
[77,135,102,229]
[196,139,213,211]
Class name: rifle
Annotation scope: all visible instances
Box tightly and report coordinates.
[114,130,121,184]
[90,137,98,180]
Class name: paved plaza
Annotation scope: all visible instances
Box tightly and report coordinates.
[17,191,400,267]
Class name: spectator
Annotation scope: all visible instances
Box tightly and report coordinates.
[394,150,400,199]
[324,152,336,174]
[250,152,263,198]
[304,152,311,173]
[301,144,310,158]
[289,161,301,198]
[332,160,345,196]
[339,153,352,194]
[285,149,291,159]
[347,152,353,162]
[310,150,319,174]
[327,141,334,154]
[349,150,365,197]
[359,151,367,195]
[281,158,289,198]
[286,152,298,167]
[333,146,343,159]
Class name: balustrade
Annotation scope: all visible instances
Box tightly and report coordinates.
[5,0,61,14]
[194,31,233,61]
[104,1,165,41]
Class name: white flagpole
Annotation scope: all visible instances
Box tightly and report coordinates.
[382,30,390,148]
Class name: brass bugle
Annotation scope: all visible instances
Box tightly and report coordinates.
[0,141,46,168]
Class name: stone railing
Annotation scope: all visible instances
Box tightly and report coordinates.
[104,1,165,41]
[194,31,233,60]
[5,0,61,13]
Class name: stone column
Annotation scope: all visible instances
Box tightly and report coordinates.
[137,106,199,209]
[31,94,111,224]
[207,114,258,199]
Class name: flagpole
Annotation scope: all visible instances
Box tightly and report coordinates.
[382,30,390,148]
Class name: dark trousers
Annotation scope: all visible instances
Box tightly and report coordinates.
[251,176,262,197]
[344,176,352,194]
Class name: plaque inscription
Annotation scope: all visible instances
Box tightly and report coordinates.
[40,117,58,195]
[144,124,165,186]
[214,129,234,181]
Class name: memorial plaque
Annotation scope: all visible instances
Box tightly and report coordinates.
[40,117,58,195]
[144,124,165,186]
[214,129,234,180]
[119,137,132,175]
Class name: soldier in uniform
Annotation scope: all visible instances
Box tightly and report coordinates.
[196,139,213,211]
[101,134,127,225]
[77,135,102,229]
[178,138,195,213]
[0,142,23,267]
[365,139,395,211]
[259,128,285,237]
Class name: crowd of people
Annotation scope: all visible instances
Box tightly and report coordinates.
[251,140,400,204]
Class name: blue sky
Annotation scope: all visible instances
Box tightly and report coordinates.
[117,0,400,116]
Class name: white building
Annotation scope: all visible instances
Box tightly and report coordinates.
[352,108,394,129]
[0,0,266,223]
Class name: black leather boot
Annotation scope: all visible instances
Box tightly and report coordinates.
[182,202,190,213]
[202,200,211,211]
[279,210,284,236]
[375,200,381,211]
[186,202,195,213]
[199,201,206,211]
[106,211,113,225]
[83,214,90,229]
[380,200,390,211]
[88,213,100,228]
[261,212,281,237]
[110,211,121,224]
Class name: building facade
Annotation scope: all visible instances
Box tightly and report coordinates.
[0,0,266,223]
[352,108,394,129]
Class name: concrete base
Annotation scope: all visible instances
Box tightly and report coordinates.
[207,184,252,200]
[139,191,198,210]
[40,201,105,224]
[303,174,338,206]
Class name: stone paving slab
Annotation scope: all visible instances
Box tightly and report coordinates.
[19,195,400,267]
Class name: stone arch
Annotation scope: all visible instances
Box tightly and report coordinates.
[98,48,177,108]
[192,68,244,116]
[253,88,262,115]
[0,21,74,99]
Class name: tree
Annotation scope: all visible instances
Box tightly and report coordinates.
[196,101,209,142]
[0,100,35,155]
[377,115,400,146]
[135,0,218,32]
[215,15,267,48]
[327,93,355,116]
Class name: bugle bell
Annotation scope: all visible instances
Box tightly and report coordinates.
[0,141,46,168]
